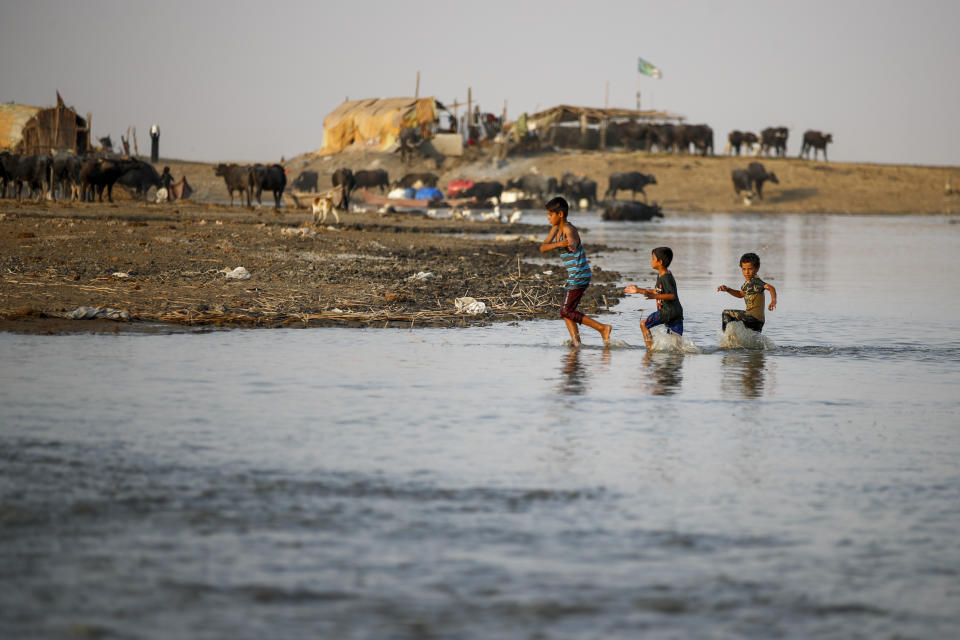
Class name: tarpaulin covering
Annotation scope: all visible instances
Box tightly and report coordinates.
[0,103,41,151]
[319,97,439,155]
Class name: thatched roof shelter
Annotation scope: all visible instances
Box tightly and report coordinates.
[520,104,684,151]
[0,103,42,151]
[320,97,440,155]
[0,95,90,155]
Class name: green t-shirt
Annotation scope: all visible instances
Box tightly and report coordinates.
[655,272,683,323]
[742,276,766,321]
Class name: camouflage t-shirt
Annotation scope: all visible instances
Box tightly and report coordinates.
[742,276,766,321]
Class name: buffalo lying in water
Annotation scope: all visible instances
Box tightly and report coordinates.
[600,201,663,221]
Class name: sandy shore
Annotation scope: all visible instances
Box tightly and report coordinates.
[1,148,957,334]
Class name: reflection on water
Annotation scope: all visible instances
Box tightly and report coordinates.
[641,352,686,396]
[722,351,773,398]
[559,347,587,395]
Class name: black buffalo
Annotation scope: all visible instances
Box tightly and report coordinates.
[728,130,759,155]
[747,162,779,199]
[52,154,84,201]
[0,151,18,197]
[354,169,389,192]
[214,163,253,207]
[601,201,663,221]
[559,172,598,208]
[458,180,504,204]
[505,175,558,200]
[332,168,356,210]
[677,124,714,156]
[80,157,142,203]
[116,160,163,200]
[732,168,753,199]
[395,172,439,189]
[800,130,833,161]
[760,127,789,157]
[291,170,319,192]
[251,163,286,209]
[604,172,657,202]
[648,123,677,153]
[11,154,54,202]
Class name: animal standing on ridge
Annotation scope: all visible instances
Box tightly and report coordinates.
[800,131,833,161]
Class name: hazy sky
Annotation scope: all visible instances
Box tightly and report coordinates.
[2,0,958,166]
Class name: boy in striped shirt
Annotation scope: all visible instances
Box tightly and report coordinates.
[540,197,612,347]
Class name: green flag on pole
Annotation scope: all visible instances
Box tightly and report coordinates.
[637,57,662,79]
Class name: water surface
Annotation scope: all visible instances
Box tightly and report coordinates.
[2,212,959,639]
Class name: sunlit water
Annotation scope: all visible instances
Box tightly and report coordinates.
[2,212,959,639]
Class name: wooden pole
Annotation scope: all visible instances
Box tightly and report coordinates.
[467,87,472,132]
[415,70,420,99]
[600,82,609,150]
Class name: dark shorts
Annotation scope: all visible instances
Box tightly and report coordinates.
[644,310,683,335]
[560,287,587,324]
[722,309,764,332]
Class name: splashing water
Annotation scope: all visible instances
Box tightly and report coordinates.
[718,321,777,350]
[648,329,702,353]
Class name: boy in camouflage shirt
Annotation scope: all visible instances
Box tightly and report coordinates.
[717,252,777,332]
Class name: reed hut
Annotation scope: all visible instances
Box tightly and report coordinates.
[0,94,90,155]
[525,105,683,150]
[319,97,440,155]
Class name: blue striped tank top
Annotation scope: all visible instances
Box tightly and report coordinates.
[558,234,592,289]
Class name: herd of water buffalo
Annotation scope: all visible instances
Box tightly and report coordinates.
[0,125,832,210]
[0,152,168,203]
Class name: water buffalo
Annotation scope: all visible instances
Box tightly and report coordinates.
[505,175,558,201]
[601,201,663,221]
[251,163,286,209]
[332,168,355,210]
[747,162,779,199]
[395,172,439,189]
[760,127,789,157]
[604,172,657,202]
[52,154,84,201]
[0,151,18,197]
[800,130,833,161]
[458,180,503,204]
[560,172,598,208]
[292,170,319,192]
[12,154,54,202]
[681,124,714,156]
[649,123,677,153]
[81,157,142,203]
[116,159,163,200]
[214,163,253,207]
[354,169,389,193]
[728,130,757,155]
[732,168,754,200]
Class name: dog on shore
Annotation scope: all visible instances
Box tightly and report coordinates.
[311,196,338,224]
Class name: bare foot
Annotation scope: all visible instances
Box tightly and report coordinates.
[600,324,612,346]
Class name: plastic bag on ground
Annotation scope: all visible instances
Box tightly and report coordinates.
[454,297,487,315]
[60,306,131,321]
[221,267,251,280]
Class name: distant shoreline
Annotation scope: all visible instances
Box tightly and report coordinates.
[157,149,960,216]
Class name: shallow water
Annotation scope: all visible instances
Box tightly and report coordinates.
[2,212,959,639]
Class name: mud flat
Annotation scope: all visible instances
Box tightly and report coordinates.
[0,200,621,334]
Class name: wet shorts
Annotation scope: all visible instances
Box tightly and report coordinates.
[644,310,683,335]
[722,309,764,332]
[561,287,587,324]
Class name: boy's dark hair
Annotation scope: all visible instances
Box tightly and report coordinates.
[652,246,673,267]
[545,196,569,215]
[740,252,760,268]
